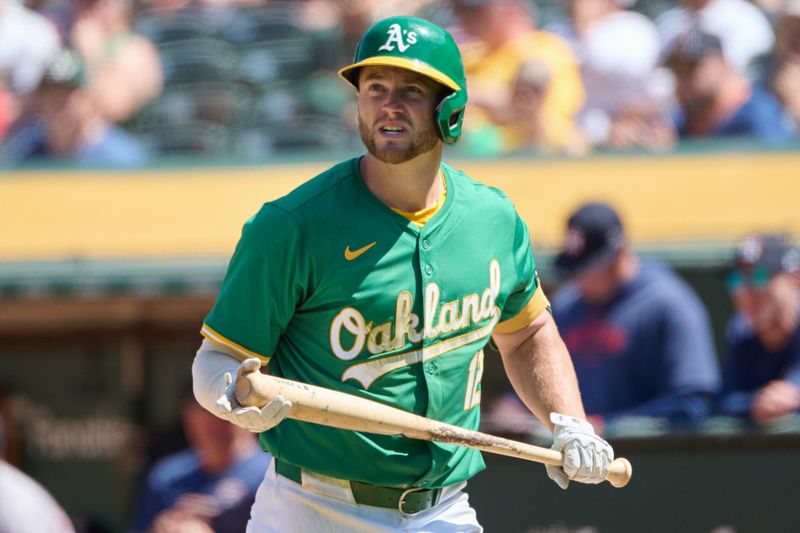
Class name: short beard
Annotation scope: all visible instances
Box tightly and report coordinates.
[359,117,440,164]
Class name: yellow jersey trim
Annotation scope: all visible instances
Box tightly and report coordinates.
[391,172,446,227]
[338,57,461,91]
[391,193,446,227]
[200,324,271,364]
[493,286,550,335]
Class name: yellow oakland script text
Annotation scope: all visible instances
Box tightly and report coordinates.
[329,260,502,388]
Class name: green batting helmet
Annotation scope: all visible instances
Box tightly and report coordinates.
[338,16,468,145]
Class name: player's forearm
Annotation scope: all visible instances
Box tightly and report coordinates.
[191,339,244,414]
[497,313,585,431]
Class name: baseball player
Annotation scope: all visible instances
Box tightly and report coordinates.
[192,16,614,532]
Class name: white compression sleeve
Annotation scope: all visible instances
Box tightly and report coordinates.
[192,339,244,414]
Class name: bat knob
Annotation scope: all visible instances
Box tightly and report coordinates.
[607,457,633,488]
[234,375,255,407]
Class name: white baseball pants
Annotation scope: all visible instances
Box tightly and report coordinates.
[245,459,483,532]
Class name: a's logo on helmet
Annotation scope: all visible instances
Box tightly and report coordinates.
[378,23,418,53]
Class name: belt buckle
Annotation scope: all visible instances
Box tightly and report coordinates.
[397,487,425,516]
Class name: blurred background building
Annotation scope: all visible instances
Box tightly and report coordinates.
[1,0,800,531]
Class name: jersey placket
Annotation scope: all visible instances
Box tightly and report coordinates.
[417,229,445,431]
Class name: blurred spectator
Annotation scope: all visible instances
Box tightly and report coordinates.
[768,1,800,129]
[718,234,800,423]
[302,0,378,129]
[451,0,586,156]
[1,49,149,166]
[656,0,775,79]
[0,89,10,139]
[548,0,675,151]
[0,0,61,136]
[0,459,76,532]
[129,389,269,533]
[303,0,435,63]
[302,0,373,48]
[754,0,787,19]
[665,29,796,143]
[1,420,76,533]
[550,202,719,431]
[300,0,434,32]
[70,0,163,123]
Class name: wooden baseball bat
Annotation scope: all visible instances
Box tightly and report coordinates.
[235,372,632,488]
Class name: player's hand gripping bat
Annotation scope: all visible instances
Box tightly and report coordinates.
[235,373,632,488]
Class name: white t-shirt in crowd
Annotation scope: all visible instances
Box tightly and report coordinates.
[0,2,61,95]
[657,0,774,75]
[0,460,76,532]
[549,10,665,142]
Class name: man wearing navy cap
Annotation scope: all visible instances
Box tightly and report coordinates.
[664,28,795,143]
[718,234,800,423]
[551,202,720,432]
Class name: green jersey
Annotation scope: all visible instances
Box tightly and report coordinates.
[202,157,548,489]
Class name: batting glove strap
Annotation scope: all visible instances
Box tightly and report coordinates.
[546,412,613,490]
[212,358,292,433]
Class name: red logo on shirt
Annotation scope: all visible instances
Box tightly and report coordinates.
[562,319,628,365]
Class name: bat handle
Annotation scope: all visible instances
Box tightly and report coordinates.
[606,457,633,488]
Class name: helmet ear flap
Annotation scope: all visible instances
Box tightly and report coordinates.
[435,90,467,145]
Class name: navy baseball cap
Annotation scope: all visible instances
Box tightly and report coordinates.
[733,234,800,274]
[665,30,723,67]
[555,202,625,277]
[727,234,799,291]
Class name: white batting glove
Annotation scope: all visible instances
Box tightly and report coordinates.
[212,358,292,433]
[546,413,613,490]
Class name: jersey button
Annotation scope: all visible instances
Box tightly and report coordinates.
[424,264,433,276]
[422,239,430,250]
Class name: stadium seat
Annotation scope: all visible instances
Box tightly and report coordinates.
[158,38,239,85]
[238,38,320,86]
[139,121,230,156]
[220,2,304,45]
[135,8,218,44]
[129,82,250,131]
[229,115,355,157]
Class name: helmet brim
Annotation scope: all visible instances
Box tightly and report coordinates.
[338,56,461,92]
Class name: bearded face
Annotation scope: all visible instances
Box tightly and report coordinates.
[358,113,439,164]
[356,66,443,164]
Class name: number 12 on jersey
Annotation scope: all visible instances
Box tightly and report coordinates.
[464,349,484,410]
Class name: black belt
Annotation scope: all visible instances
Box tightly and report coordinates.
[274,459,441,515]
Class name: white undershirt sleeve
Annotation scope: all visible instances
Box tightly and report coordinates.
[192,339,243,414]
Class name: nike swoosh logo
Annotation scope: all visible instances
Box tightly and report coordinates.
[344,241,377,261]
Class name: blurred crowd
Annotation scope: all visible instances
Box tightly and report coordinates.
[129,386,269,533]
[488,201,800,439]
[4,202,798,533]
[1,2,800,530]
[2,0,800,166]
